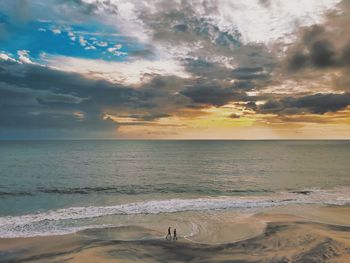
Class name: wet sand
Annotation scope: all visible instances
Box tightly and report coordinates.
[1,207,350,262]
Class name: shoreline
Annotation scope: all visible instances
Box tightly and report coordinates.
[1,209,350,262]
[1,221,350,262]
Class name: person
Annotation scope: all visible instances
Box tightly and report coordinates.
[166,226,171,240]
[173,228,177,240]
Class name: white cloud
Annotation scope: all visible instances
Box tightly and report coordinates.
[108,50,126,56]
[113,44,122,50]
[81,0,151,42]
[78,0,342,71]
[82,0,341,46]
[194,0,342,45]
[93,41,108,47]
[85,45,96,50]
[68,31,76,41]
[17,50,34,64]
[43,55,191,85]
[107,44,126,56]
[0,51,37,65]
[0,52,17,62]
[51,28,62,35]
[79,36,88,46]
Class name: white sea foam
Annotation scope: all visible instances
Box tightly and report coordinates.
[0,188,349,238]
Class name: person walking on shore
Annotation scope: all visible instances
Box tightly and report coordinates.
[173,228,177,240]
[166,227,171,240]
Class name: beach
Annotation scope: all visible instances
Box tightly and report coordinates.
[1,205,350,262]
[1,140,350,262]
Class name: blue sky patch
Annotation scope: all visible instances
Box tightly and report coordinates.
[0,14,151,63]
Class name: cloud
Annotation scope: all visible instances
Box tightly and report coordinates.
[81,0,341,45]
[310,40,335,67]
[0,52,16,62]
[259,93,350,115]
[78,35,87,46]
[0,57,124,134]
[61,0,341,77]
[273,1,350,103]
[43,55,190,85]
[107,44,126,56]
[232,67,268,80]
[0,56,193,137]
[1,0,350,138]
[85,45,96,50]
[287,34,338,70]
[93,40,108,47]
[17,50,34,64]
[51,28,61,35]
[68,31,76,41]
[180,84,249,107]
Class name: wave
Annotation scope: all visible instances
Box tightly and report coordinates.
[0,185,272,197]
[0,188,349,238]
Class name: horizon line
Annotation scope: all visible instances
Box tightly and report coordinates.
[1,138,350,141]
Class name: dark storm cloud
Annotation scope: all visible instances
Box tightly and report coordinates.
[177,56,273,110]
[0,59,169,132]
[232,67,267,80]
[265,2,350,122]
[310,40,335,67]
[180,84,249,107]
[272,0,350,125]
[287,20,350,71]
[0,59,138,108]
[258,93,350,115]
[0,58,200,137]
[288,39,337,70]
[183,58,272,90]
[233,81,255,90]
[0,84,83,107]
[341,42,350,66]
[0,109,113,130]
[288,51,308,70]
[183,58,234,80]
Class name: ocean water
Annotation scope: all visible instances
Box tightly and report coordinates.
[0,140,350,239]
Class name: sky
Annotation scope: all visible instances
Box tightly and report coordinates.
[0,0,350,139]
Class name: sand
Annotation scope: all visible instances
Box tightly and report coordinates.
[1,206,350,262]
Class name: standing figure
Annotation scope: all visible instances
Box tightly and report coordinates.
[173,228,177,240]
[166,226,171,240]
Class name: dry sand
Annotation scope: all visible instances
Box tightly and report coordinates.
[1,207,350,263]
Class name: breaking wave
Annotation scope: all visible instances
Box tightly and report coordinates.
[0,188,349,238]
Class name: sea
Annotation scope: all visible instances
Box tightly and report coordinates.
[0,140,349,240]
